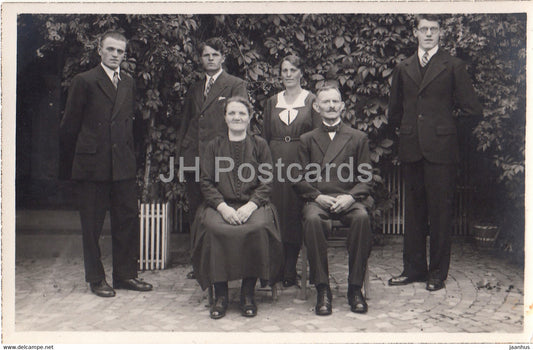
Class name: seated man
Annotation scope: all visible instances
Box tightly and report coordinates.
[293,83,373,315]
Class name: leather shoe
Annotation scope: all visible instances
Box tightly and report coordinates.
[113,278,153,292]
[388,274,427,286]
[426,279,445,291]
[186,270,195,279]
[240,278,258,317]
[348,288,368,314]
[240,296,257,317]
[210,296,228,319]
[90,280,115,298]
[315,284,332,316]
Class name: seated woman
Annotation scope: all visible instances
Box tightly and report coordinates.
[191,96,283,320]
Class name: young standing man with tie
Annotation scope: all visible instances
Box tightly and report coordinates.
[60,31,152,297]
[388,15,482,291]
[177,37,247,279]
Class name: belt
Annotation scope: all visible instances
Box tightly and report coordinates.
[271,136,300,143]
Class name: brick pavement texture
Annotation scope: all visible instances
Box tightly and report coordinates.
[11,235,526,342]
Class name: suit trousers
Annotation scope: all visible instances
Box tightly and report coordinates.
[78,179,139,283]
[302,201,372,287]
[184,171,203,223]
[184,171,203,250]
[402,159,457,281]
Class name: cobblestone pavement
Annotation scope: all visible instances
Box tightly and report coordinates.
[12,232,526,342]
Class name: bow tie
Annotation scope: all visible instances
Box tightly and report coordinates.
[322,123,340,133]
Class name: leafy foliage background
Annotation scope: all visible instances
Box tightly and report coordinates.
[26,13,525,255]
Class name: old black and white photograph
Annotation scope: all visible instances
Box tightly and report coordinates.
[2,1,530,346]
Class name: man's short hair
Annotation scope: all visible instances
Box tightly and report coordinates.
[315,80,342,100]
[99,30,127,47]
[414,14,442,28]
[198,37,226,56]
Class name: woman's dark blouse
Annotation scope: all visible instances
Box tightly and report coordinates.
[200,134,273,209]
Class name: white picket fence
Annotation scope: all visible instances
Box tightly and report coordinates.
[382,166,406,235]
[381,166,471,236]
[139,202,170,270]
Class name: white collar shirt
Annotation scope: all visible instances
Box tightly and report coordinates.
[418,45,439,65]
[205,69,224,90]
[323,120,342,140]
[101,63,120,84]
[275,89,310,125]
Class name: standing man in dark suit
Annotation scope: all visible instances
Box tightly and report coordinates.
[388,15,482,291]
[60,31,152,297]
[294,83,373,315]
[177,37,247,278]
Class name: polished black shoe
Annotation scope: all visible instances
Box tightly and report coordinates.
[240,278,258,317]
[186,270,195,279]
[348,287,368,314]
[315,284,332,316]
[90,280,115,298]
[240,296,257,317]
[113,278,153,292]
[210,296,228,319]
[388,274,427,286]
[426,279,445,292]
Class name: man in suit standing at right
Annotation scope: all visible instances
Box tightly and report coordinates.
[177,37,247,278]
[388,14,482,291]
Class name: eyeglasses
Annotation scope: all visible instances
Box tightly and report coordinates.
[417,26,440,34]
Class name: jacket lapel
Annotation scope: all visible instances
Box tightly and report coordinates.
[111,72,129,120]
[404,54,422,87]
[191,80,205,112]
[95,66,117,103]
[311,128,331,158]
[418,50,447,94]
[200,71,229,113]
[321,123,352,168]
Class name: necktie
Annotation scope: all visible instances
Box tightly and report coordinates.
[112,71,119,89]
[322,123,340,133]
[204,76,214,98]
[421,51,429,67]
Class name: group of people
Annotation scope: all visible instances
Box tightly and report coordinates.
[60,14,482,320]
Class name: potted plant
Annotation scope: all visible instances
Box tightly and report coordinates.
[468,170,501,250]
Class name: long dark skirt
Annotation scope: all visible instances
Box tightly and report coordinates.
[270,140,304,246]
[191,203,283,290]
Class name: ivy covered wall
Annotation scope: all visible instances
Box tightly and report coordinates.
[18,13,525,255]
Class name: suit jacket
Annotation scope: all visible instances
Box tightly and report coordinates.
[388,49,483,164]
[178,71,247,167]
[293,123,372,202]
[59,65,136,181]
[200,134,273,209]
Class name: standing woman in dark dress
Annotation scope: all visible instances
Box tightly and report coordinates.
[262,55,321,287]
[192,96,283,319]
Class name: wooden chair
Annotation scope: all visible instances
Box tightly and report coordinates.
[298,219,370,300]
[208,282,279,305]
